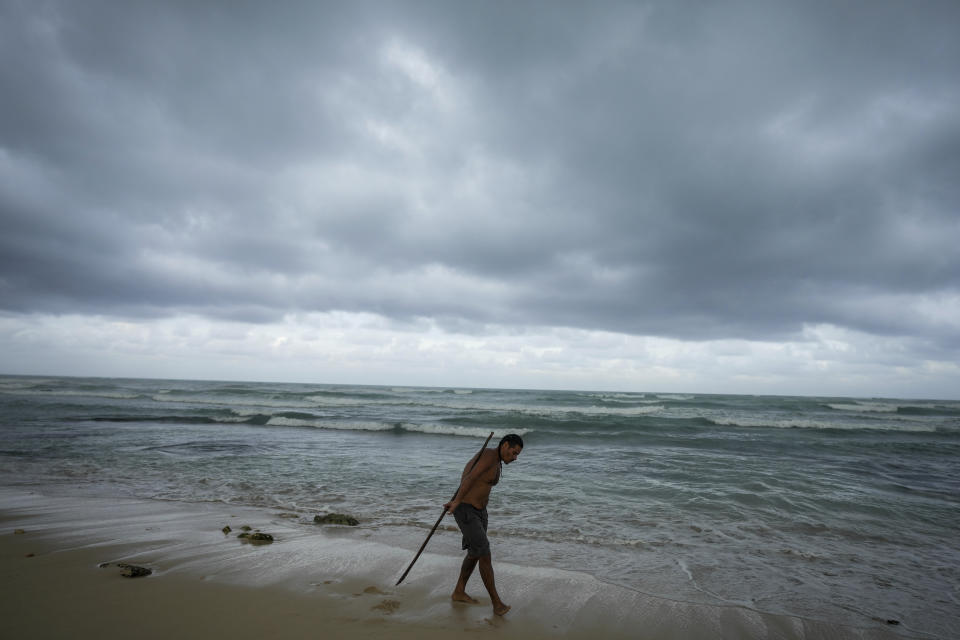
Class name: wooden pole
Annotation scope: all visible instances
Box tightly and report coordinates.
[395,431,495,586]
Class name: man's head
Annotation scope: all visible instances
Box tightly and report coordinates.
[497,433,523,464]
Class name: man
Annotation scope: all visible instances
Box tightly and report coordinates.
[444,433,524,616]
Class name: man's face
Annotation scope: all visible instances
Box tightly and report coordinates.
[501,444,522,464]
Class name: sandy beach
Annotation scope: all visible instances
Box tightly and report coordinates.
[0,490,625,640]
[3,530,427,640]
[1,489,915,640]
[1,494,538,639]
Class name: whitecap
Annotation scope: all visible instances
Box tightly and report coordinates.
[265,417,394,431]
[399,423,530,438]
[827,402,899,413]
[5,389,141,400]
[153,394,317,408]
[708,417,935,432]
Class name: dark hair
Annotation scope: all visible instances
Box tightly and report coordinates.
[498,433,524,449]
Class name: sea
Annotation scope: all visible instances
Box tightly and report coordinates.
[0,374,957,638]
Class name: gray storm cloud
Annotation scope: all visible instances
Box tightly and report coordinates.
[1,1,958,356]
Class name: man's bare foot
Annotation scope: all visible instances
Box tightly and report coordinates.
[451,592,479,604]
[493,602,511,616]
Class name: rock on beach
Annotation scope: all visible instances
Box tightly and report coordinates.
[314,513,359,526]
[99,562,153,578]
[237,531,274,544]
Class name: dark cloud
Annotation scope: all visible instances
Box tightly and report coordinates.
[1,0,958,355]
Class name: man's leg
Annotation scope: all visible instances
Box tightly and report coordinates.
[478,555,510,616]
[451,505,509,614]
[452,554,479,603]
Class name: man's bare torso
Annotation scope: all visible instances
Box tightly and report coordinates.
[459,448,500,509]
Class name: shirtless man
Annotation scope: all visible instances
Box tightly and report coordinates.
[444,433,524,616]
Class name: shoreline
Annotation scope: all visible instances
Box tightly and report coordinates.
[1,490,538,639]
[2,529,438,640]
[1,488,915,639]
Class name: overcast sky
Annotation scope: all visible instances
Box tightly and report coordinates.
[1,1,958,398]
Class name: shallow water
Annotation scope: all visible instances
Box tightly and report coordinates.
[1,375,957,638]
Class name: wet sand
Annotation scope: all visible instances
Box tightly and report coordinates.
[0,491,582,639]
[1,490,911,640]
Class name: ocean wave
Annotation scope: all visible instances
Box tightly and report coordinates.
[0,377,58,388]
[827,402,899,413]
[462,403,666,418]
[262,417,530,438]
[399,423,530,438]
[333,396,669,417]
[230,408,270,417]
[708,417,936,432]
[829,401,960,418]
[90,414,221,425]
[385,386,475,395]
[488,525,652,550]
[0,388,142,400]
[302,395,381,407]
[88,411,275,426]
[388,518,649,550]
[152,393,318,409]
[537,428,634,438]
[0,381,49,392]
[215,415,257,423]
[78,408,535,438]
[150,387,670,418]
[584,395,661,406]
[555,404,664,417]
[657,394,695,401]
[142,441,261,456]
[585,392,648,401]
[265,417,396,431]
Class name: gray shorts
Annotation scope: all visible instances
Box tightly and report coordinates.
[453,503,490,558]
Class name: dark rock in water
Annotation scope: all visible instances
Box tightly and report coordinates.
[99,562,152,578]
[886,620,900,625]
[240,525,252,532]
[14,529,26,535]
[222,525,232,534]
[120,564,152,578]
[314,513,359,526]
[237,531,274,544]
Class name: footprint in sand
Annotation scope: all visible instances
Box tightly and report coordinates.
[372,599,400,614]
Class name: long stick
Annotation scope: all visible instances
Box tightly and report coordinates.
[395,431,495,586]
